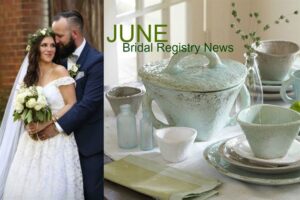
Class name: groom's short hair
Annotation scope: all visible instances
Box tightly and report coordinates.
[53,10,84,33]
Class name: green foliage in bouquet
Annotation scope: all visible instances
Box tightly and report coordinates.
[13,85,52,125]
[230,2,298,56]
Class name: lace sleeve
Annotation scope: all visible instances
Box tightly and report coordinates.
[54,76,75,87]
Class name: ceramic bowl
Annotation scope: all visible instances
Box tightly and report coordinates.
[237,104,300,159]
[155,127,197,163]
[253,40,300,81]
[105,86,145,115]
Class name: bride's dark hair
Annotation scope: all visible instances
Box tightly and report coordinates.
[23,28,60,86]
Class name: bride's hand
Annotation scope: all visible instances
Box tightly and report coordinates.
[26,123,38,135]
[26,122,51,134]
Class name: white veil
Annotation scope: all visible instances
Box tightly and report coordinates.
[0,54,28,199]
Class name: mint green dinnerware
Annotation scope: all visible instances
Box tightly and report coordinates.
[139,48,250,141]
[253,40,299,81]
[237,104,300,159]
[281,69,300,103]
[105,86,145,115]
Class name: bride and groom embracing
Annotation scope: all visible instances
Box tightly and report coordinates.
[0,10,103,200]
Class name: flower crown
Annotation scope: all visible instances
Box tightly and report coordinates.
[26,28,54,52]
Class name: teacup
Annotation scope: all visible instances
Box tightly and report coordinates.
[105,86,145,115]
[253,40,300,81]
[155,127,197,163]
[281,69,300,103]
[237,104,300,159]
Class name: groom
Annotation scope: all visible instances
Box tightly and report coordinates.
[38,10,103,199]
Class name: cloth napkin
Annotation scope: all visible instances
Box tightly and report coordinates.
[104,155,221,200]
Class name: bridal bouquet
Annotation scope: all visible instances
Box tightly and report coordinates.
[13,83,52,125]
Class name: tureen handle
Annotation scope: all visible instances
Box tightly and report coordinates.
[165,47,224,74]
[227,84,251,126]
[143,93,173,129]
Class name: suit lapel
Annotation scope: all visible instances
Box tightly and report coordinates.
[76,42,90,68]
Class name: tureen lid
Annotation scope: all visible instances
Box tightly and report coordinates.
[139,48,247,92]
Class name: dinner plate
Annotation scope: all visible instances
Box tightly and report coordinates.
[204,140,300,185]
[251,92,293,101]
[219,141,300,174]
[262,80,285,86]
[225,136,300,165]
[262,85,292,93]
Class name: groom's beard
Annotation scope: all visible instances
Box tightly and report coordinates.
[58,37,77,59]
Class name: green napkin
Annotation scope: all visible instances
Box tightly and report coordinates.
[104,155,221,200]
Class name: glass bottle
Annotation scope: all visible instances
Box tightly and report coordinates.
[244,53,263,105]
[117,104,137,149]
[140,111,154,151]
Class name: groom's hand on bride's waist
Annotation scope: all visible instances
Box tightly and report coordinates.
[37,123,59,140]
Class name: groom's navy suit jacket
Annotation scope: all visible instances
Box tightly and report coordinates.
[58,42,103,157]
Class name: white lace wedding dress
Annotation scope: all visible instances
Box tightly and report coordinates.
[3,77,84,200]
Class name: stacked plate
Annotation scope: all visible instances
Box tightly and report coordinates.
[221,135,300,174]
[258,65,300,101]
[260,79,293,101]
[204,136,300,185]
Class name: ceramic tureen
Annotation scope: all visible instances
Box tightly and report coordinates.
[139,48,250,141]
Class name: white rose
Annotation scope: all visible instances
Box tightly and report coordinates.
[24,89,34,97]
[71,64,78,72]
[37,96,48,107]
[16,93,26,104]
[26,98,37,108]
[34,104,43,111]
[15,103,24,113]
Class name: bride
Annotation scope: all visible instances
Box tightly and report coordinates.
[1,28,83,199]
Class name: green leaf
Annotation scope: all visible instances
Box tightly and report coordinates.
[257,20,261,24]
[294,10,298,15]
[244,44,250,49]
[263,25,270,30]
[13,112,20,121]
[235,29,241,34]
[254,12,259,18]
[21,109,28,120]
[275,20,280,24]
[285,19,290,23]
[36,111,44,121]
[237,18,241,22]
[249,13,253,17]
[230,23,235,28]
[280,15,285,19]
[231,2,235,7]
[232,10,237,17]
[26,109,33,123]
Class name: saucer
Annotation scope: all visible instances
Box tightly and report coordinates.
[225,136,300,166]
[219,141,300,174]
